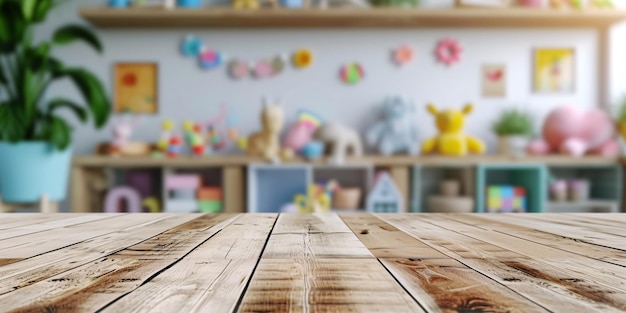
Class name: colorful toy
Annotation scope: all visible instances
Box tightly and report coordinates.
[109,115,150,156]
[197,187,223,213]
[340,63,365,85]
[246,99,294,162]
[284,110,324,152]
[435,38,462,67]
[422,103,486,156]
[202,105,239,152]
[314,122,363,164]
[294,184,331,213]
[104,186,143,213]
[393,45,413,66]
[167,135,183,157]
[367,172,402,213]
[183,120,205,156]
[109,0,130,7]
[293,49,313,69]
[486,185,527,213]
[527,106,619,157]
[366,96,420,156]
[142,197,161,213]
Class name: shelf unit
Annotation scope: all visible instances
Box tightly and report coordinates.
[80,7,626,29]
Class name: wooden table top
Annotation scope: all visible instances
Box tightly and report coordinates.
[0,213,625,312]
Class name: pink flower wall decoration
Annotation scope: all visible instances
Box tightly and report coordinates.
[435,38,463,67]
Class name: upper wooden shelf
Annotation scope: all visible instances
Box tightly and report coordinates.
[79,7,626,29]
[73,155,620,168]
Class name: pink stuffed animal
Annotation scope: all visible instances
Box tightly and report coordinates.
[528,106,618,157]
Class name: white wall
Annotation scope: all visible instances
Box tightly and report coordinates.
[41,0,626,154]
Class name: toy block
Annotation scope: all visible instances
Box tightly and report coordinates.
[513,198,523,209]
[501,186,514,198]
[488,198,501,210]
[487,186,500,198]
[172,189,197,200]
[197,187,223,201]
[514,187,526,197]
[502,198,513,209]
[166,175,200,190]
[199,200,222,213]
[165,199,198,213]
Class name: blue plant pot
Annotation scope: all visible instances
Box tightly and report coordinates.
[178,0,202,8]
[0,142,71,202]
[301,141,324,159]
[109,0,130,8]
[280,0,304,8]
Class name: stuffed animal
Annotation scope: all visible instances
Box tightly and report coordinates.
[527,106,619,157]
[422,103,485,156]
[247,99,294,162]
[314,123,363,164]
[366,96,420,156]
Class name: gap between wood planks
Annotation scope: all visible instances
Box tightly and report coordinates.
[374,214,626,312]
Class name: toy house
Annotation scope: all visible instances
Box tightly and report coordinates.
[367,172,403,213]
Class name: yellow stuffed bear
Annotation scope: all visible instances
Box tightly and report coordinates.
[422,103,486,156]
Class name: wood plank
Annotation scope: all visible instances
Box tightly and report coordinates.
[0,214,200,295]
[80,7,626,29]
[0,214,74,230]
[340,213,447,259]
[263,213,372,259]
[0,214,164,259]
[512,213,626,240]
[462,214,626,266]
[379,214,626,312]
[0,214,238,312]
[419,214,626,292]
[381,258,548,313]
[0,214,117,240]
[101,214,277,313]
[569,213,626,227]
[237,258,425,313]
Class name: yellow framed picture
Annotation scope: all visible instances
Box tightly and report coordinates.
[533,48,575,93]
[114,63,158,113]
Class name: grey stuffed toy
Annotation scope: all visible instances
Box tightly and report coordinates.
[366,96,420,156]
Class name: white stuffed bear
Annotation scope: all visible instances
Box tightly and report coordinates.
[314,123,363,165]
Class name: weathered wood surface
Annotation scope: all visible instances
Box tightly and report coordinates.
[0,213,624,313]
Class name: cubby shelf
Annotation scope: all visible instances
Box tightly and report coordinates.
[80,7,626,29]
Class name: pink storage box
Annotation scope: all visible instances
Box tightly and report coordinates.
[166,174,201,190]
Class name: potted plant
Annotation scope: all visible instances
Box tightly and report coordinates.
[0,0,110,203]
[492,109,533,156]
[617,96,626,144]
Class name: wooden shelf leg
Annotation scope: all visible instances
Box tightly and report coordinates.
[71,166,91,213]
[389,166,410,213]
[223,166,245,213]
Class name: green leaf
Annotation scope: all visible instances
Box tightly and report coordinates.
[48,98,88,123]
[21,0,37,21]
[58,68,110,128]
[33,0,53,22]
[25,42,51,72]
[53,24,103,53]
[39,116,71,150]
[0,103,27,141]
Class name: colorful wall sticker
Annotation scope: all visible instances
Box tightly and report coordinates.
[293,49,314,69]
[181,35,203,57]
[482,64,507,98]
[252,59,275,79]
[199,48,222,70]
[533,48,575,93]
[228,59,249,80]
[393,45,413,66]
[113,63,158,114]
[435,38,462,67]
[340,63,365,85]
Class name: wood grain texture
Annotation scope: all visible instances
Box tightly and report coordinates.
[237,258,425,313]
[378,214,626,312]
[0,214,200,295]
[1,213,624,312]
[341,213,447,258]
[0,214,237,313]
[263,214,372,259]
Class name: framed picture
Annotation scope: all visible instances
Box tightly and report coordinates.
[533,48,575,93]
[113,63,158,114]
[482,64,506,98]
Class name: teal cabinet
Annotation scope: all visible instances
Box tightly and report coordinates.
[476,164,548,213]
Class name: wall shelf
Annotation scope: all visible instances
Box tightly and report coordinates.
[79,7,626,29]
